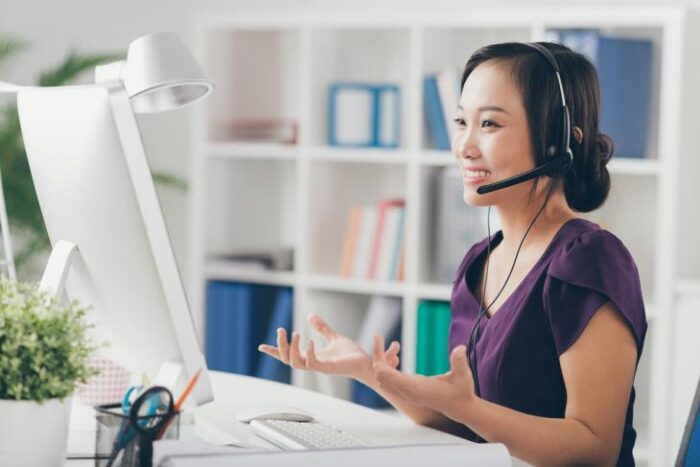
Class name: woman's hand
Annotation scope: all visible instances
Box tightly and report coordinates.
[372,344,477,420]
[258,313,400,383]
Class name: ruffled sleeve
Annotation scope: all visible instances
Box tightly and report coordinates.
[542,229,647,357]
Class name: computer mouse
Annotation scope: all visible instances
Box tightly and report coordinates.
[236,405,315,423]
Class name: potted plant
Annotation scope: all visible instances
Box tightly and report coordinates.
[0,278,98,466]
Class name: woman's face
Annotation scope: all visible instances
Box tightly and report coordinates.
[452,59,536,207]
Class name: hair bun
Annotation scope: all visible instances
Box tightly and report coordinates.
[595,132,614,168]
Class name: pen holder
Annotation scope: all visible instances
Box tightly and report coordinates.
[94,403,180,467]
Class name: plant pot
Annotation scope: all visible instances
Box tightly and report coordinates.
[0,396,72,467]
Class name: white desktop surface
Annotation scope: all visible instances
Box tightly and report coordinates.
[67,370,527,465]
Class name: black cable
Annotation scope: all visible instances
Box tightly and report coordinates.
[466,180,557,442]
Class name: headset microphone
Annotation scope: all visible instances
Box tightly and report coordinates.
[476,42,574,195]
[476,151,572,194]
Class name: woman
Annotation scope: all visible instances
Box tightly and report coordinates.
[259,42,646,466]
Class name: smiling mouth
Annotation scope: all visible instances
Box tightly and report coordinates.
[463,170,492,182]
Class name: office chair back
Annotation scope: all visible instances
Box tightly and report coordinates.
[676,377,700,466]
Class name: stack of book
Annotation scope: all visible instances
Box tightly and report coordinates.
[207,247,294,273]
[205,281,293,384]
[423,69,460,150]
[416,301,451,376]
[218,118,298,145]
[339,199,406,282]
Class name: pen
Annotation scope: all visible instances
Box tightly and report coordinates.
[175,368,202,411]
[156,369,202,439]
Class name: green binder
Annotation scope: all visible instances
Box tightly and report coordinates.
[432,302,452,375]
[416,301,434,375]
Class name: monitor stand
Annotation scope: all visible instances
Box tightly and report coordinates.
[39,240,186,391]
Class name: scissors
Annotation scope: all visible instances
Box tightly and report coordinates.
[107,385,175,467]
[122,385,158,421]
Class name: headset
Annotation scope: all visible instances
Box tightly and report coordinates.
[465,43,576,425]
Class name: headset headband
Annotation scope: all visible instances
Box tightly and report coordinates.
[523,42,572,162]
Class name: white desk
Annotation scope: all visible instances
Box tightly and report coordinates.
[67,370,526,465]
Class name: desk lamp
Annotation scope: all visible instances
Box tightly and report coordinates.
[1,32,215,403]
[1,31,212,292]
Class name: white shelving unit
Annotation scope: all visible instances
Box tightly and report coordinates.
[189,7,700,466]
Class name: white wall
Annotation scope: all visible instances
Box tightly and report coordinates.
[1,0,698,284]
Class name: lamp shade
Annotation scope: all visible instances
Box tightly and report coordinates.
[122,31,213,113]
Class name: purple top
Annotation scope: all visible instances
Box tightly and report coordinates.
[448,218,647,467]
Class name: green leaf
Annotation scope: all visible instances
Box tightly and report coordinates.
[152,171,188,192]
[38,50,124,87]
[0,38,26,66]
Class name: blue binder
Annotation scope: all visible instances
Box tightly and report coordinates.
[205,282,284,377]
[547,30,652,158]
[204,281,224,371]
[328,82,401,148]
[423,76,450,150]
[374,84,401,149]
[255,287,293,383]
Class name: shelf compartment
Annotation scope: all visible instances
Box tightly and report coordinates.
[416,165,494,285]
[308,27,412,149]
[204,28,301,144]
[204,158,297,271]
[307,160,406,276]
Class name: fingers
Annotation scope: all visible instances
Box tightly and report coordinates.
[387,341,401,368]
[305,339,331,373]
[372,334,386,361]
[387,341,400,358]
[257,344,282,359]
[373,335,400,368]
[289,331,307,369]
[276,328,290,364]
[307,313,337,341]
[450,345,469,377]
[305,339,317,369]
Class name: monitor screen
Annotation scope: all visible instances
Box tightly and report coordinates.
[17,83,213,405]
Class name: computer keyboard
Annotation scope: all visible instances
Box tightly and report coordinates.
[249,419,369,450]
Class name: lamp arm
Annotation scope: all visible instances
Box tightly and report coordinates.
[39,240,79,298]
[94,61,126,85]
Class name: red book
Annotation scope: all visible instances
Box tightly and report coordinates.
[368,199,405,279]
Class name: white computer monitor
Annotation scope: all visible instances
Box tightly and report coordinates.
[16,82,213,405]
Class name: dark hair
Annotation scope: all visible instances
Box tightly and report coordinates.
[461,42,613,212]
